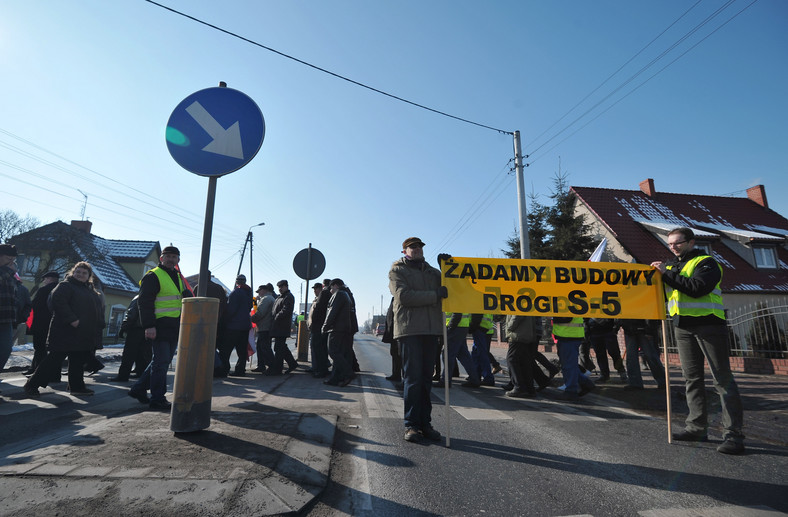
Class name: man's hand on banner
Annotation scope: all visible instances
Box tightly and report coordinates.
[437,253,452,265]
[436,286,449,299]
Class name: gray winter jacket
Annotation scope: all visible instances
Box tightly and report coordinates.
[388,258,443,340]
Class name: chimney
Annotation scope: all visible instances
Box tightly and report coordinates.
[639,178,656,197]
[746,185,768,209]
[71,220,93,233]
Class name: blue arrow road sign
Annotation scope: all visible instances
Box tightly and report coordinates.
[166,87,265,177]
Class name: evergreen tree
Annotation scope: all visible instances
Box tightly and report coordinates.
[502,170,599,260]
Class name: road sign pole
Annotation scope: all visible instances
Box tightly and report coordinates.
[197,176,218,297]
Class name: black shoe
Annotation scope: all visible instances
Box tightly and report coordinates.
[312,371,328,378]
[579,382,595,397]
[323,379,340,386]
[421,426,441,441]
[460,380,480,388]
[264,370,282,376]
[285,363,298,374]
[339,376,354,387]
[23,369,35,376]
[251,367,265,373]
[433,380,448,388]
[556,391,580,402]
[128,389,150,404]
[672,430,709,442]
[230,371,246,377]
[149,400,171,411]
[481,377,495,387]
[502,382,514,392]
[69,387,94,396]
[491,364,503,375]
[717,439,745,455]
[385,375,402,382]
[596,375,610,383]
[23,382,41,398]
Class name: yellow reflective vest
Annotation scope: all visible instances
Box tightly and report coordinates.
[148,267,184,320]
[482,314,495,335]
[666,255,724,319]
[446,313,471,327]
[552,317,585,339]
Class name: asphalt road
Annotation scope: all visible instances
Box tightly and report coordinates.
[309,335,788,517]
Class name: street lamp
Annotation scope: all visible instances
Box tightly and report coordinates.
[237,222,265,289]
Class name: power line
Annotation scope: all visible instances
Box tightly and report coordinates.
[528,0,759,165]
[143,0,511,136]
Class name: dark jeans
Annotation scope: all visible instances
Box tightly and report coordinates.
[443,326,479,385]
[117,328,151,379]
[131,338,177,404]
[30,332,48,372]
[588,331,623,377]
[399,335,439,431]
[327,331,353,383]
[273,335,297,373]
[28,349,90,390]
[256,330,275,370]
[470,329,492,380]
[675,324,744,442]
[310,329,329,375]
[221,328,250,374]
[624,332,665,388]
[507,340,543,392]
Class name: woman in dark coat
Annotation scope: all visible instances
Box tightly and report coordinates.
[24,261,104,397]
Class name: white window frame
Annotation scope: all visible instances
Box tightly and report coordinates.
[753,245,778,269]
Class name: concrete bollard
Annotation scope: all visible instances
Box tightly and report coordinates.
[170,297,219,433]
[296,320,309,362]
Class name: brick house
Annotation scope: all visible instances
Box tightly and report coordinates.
[570,179,788,374]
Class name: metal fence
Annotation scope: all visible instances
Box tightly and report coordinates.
[726,298,788,359]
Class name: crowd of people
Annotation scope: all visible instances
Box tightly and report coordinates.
[0,226,746,455]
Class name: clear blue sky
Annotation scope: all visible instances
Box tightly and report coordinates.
[2,1,786,323]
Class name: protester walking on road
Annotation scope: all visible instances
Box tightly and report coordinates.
[553,316,595,401]
[24,261,104,397]
[322,278,355,387]
[617,319,665,391]
[651,227,745,455]
[503,315,545,398]
[111,295,151,382]
[25,270,59,375]
[221,274,254,377]
[389,237,447,443]
[268,280,298,375]
[0,244,19,397]
[127,246,191,411]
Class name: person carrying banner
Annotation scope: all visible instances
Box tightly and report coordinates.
[651,227,744,455]
[389,237,448,443]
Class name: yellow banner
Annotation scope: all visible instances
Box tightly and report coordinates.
[441,257,666,319]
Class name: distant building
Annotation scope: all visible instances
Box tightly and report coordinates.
[9,220,160,344]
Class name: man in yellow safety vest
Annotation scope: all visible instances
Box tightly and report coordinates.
[651,227,744,455]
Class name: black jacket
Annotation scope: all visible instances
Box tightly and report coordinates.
[322,289,354,334]
[662,248,724,327]
[270,290,295,338]
[46,277,104,352]
[309,286,331,332]
[28,281,57,336]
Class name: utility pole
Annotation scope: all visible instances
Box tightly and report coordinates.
[513,130,530,260]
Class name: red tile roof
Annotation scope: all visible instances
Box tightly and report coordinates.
[572,185,788,294]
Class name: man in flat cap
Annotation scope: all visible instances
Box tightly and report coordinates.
[221,274,254,377]
[389,237,448,443]
[0,244,19,384]
[268,279,298,375]
[128,245,192,411]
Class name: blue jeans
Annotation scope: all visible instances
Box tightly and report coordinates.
[624,332,665,388]
[675,324,744,442]
[443,326,479,384]
[132,338,177,403]
[470,329,492,380]
[0,322,12,373]
[399,335,439,431]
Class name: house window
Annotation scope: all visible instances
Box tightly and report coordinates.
[51,257,69,275]
[107,305,127,337]
[753,246,777,269]
[20,254,40,276]
[694,242,712,255]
